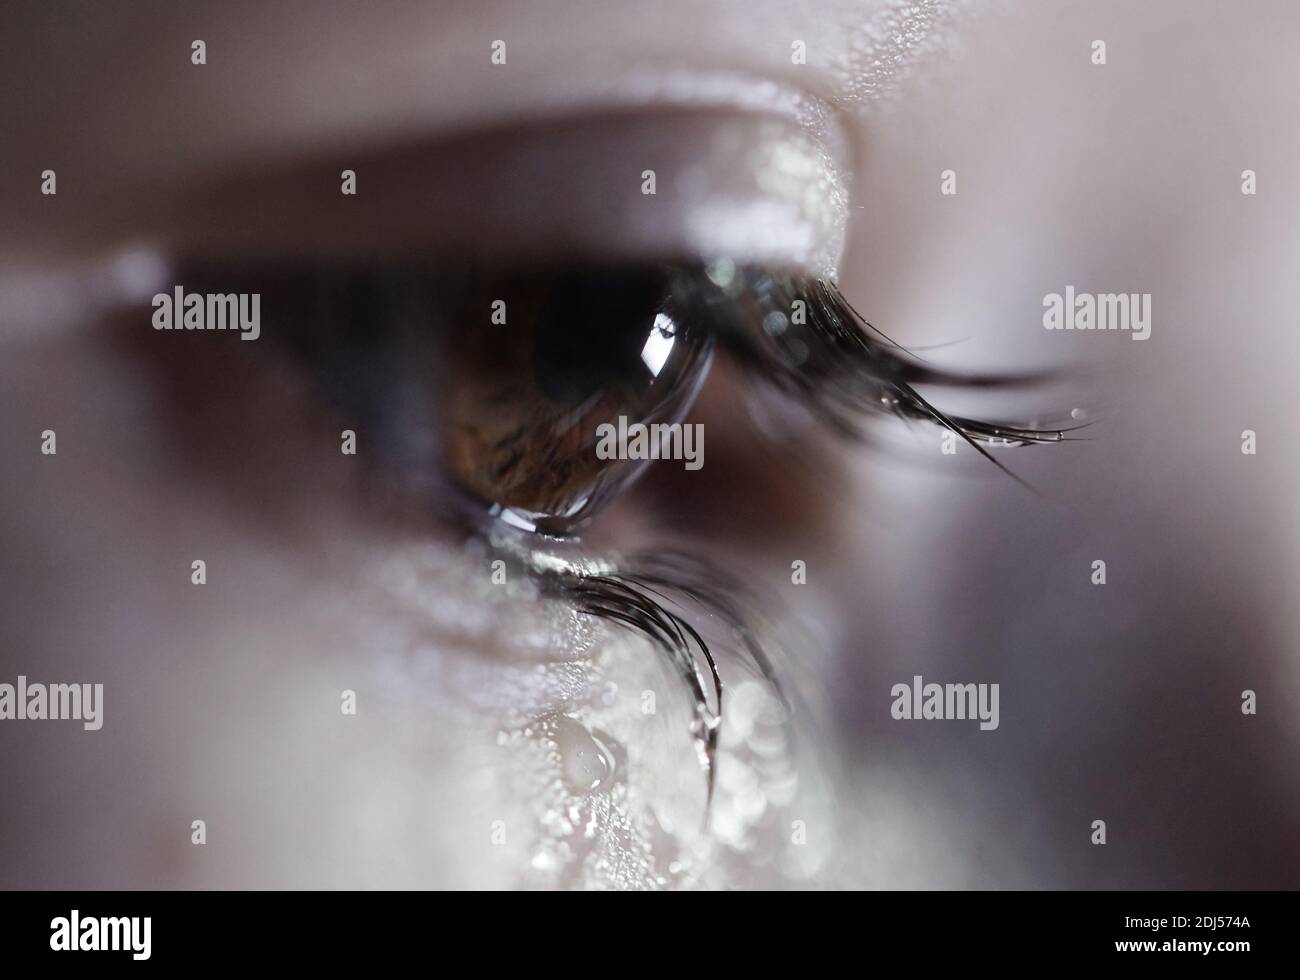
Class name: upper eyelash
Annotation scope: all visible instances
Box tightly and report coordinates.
[674,266,1085,484]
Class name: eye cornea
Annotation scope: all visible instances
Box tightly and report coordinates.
[440,264,715,534]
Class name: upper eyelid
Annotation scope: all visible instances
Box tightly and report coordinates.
[1,7,888,191]
[0,99,855,342]
[102,102,853,280]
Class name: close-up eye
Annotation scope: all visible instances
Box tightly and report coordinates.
[2,0,1297,951]
[178,260,723,536]
[151,253,1064,542]
[438,264,713,532]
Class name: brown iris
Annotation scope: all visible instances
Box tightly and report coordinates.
[440,266,712,534]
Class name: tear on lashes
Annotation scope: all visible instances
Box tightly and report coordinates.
[526,546,788,815]
[688,267,1087,488]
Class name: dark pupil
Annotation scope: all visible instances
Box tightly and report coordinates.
[533,267,669,404]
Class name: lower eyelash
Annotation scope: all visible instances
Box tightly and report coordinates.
[555,568,724,806]
[518,546,786,814]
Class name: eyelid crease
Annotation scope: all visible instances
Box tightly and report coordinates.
[95,107,851,282]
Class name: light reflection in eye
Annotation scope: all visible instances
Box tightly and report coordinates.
[639,313,677,377]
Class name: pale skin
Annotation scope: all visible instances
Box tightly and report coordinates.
[2,0,1298,889]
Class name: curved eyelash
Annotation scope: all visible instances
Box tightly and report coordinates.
[675,267,1086,487]
[555,568,723,806]
[539,550,785,813]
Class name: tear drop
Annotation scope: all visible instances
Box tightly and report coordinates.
[553,716,617,794]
